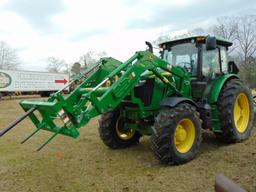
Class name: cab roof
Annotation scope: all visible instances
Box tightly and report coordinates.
[159,35,233,47]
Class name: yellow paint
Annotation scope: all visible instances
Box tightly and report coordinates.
[174,118,196,153]
[149,55,154,60]
[114,75,119,81]
[115,117,135,140]
[162,72,172,76]
[163,77,169,83]
[106,80,111,87]
[234,93,250,133]
[168,64,173,69]
[149,72,172,78]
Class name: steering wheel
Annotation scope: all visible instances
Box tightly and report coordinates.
[177,62,192,73]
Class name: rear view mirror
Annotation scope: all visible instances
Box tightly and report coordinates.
[228,61,239,74]
[206,36,217,50]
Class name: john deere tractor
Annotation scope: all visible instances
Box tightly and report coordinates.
[1,35,255,165]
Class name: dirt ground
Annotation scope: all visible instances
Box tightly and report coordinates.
[0,98,256,192]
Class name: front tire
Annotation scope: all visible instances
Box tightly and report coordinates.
[217,79,254,143]
[151,103,202,165]
[98,109,141,149]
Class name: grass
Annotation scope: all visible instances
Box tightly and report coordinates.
[0,98,256,192]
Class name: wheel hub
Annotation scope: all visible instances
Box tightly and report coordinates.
[115,117,135,140]
[175,125,187,143]
[174,118,196,153]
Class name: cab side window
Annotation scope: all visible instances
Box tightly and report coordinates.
[220,46,228,73]
[202,45,220,79]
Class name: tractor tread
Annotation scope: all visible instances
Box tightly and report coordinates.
[98,109,141,149]
[216,78,254,143]
[151,103,202,165]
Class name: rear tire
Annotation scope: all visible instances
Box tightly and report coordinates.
[217,79,254,143]
[98,109,141,149]
[151,103,202,165]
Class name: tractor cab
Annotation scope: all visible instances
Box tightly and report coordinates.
[159,35,238,99]
[159,35,237,81]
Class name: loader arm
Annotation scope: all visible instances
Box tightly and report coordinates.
[1,51,190,150]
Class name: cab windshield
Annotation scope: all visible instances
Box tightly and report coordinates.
[162,43,198,76]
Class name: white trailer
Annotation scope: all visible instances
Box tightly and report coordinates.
[0,69,69,98]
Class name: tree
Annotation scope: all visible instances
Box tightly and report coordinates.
[233,15,256,86]
[79,51,107,69]
[239,56,256,87]
[71,62,81,76]
[210,16,239,54]
[211,16,238,41]
[0,41,20,70]
[46,57,66,73]
[189,27,206,35]
[210,15,256,86]
[236,15,256,63]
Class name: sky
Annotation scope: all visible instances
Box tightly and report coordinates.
[0,0,256,71]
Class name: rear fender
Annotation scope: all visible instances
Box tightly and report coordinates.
[208,74,239,104]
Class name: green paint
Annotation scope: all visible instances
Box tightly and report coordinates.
[20,51,190,138]
[208,74,239,104]
[16,35,254,148]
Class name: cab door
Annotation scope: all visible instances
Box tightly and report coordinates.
[191,44,222,99]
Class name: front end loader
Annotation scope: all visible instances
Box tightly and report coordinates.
[1,35,255,165]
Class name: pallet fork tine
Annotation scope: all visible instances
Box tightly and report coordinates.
[20,128,41,144]
[0,107,36,137]
[36,132,59,152]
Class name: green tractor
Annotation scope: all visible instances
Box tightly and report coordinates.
[1,35,255,165]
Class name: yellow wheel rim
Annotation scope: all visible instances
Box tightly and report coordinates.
[115,117,135,140]
[174,118,196,153]
[234,93,250,133]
